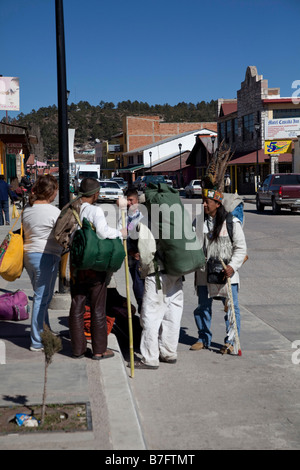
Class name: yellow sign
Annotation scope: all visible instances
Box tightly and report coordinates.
[265,140,292,154]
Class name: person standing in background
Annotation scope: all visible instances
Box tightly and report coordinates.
[22,174,62,351]
[0,175,14,225]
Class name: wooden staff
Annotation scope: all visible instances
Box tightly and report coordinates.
[122,209,135,377]
[219,258,242,356]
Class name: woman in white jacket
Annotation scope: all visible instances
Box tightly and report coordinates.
[191,189,247,354]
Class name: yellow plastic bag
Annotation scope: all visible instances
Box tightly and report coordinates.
[12,204,20,219]
[0,215,23,282]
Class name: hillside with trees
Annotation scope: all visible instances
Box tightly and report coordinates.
[3,99,217,158]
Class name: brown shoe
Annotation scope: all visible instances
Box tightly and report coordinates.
[190,342,206,351]
[220,343,234,355]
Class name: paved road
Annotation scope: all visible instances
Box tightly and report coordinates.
[113,201,300,450]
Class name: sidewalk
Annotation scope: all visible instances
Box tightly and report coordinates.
[0,195,257,450]
[0,205,146,450]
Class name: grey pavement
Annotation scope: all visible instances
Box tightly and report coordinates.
[0,204,146,450]
[1,195,299,451]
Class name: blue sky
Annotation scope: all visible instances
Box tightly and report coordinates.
[1,0,300,120]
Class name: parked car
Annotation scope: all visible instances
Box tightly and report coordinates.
[185,180,202,198]
[133,176,143,190]
[167,175,179,188]
[110,177,128,192]
[256,173,300,214]
[164,177,173,186]
[140,175,166,192]
[98,180,123,202]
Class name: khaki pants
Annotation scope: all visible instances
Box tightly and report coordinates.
[140,273,183,366]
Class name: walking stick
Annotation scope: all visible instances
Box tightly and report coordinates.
[219,258,242,356]
[121,208,135,377]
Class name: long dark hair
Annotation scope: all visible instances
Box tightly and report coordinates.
[29,175,58,206]
[205,204,228,242]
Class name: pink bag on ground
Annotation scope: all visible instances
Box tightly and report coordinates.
[0,290,29,321]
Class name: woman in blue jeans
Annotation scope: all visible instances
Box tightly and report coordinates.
[22,175,62,351]
[191,188,247,354]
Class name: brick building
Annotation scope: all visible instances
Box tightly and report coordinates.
[217,66,299,194]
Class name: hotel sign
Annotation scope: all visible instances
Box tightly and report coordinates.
[265,117,300,139]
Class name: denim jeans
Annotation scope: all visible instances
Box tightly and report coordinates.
[0,200,9,225]
[24,252,60,349]
[193,284,240,347]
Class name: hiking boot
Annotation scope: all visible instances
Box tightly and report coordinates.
[220,343,234,355]
[190,341,206,351]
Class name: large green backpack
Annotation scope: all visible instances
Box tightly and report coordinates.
[144,183,205,277]
[70,215,125,273]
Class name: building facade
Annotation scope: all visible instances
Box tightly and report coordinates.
[217,66,299,194]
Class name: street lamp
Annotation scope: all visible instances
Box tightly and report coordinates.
[149,151,152,175]
[178,143,183,188]
[254,123,260,192]
[211,135,216,156]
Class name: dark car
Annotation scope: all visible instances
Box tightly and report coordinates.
[140,175,166,192]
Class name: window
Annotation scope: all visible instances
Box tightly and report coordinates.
[225,120,231,143]
[273,108,300,119]
[219,122,225,141]
[242,113,254,141]
[233,118,238,142]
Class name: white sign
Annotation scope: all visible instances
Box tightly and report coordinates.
[265,117,300,140]
[0,76,20,111]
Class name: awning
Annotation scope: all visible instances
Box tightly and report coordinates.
[0,122,35,160]
[145,153,190,172]
[118,164,144,173]
[229,149,292,165]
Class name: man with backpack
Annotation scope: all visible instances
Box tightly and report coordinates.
[134,219,184,369]
[131,183,205,369]
[190,188,247,354]
[68,178,127,360]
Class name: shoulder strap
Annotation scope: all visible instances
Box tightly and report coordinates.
[72,208,82,227]
[226,212,233,243]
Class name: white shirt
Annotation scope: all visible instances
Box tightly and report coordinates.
[80,203,122,239]
[23,203,62,256]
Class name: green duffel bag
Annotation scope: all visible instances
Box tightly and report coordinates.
[71,217,125,272]
[145,183,205,277]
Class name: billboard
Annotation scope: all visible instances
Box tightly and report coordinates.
[265,117,300,139]
[265,140,292,154]
[0,77,20,111]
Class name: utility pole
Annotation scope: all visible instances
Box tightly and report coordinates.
[55,0,69,210]
[55,0,69,295]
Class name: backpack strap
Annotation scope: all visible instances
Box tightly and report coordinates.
[72,208,82,227]
[226,212,233,243]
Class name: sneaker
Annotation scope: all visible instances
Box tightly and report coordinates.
[189,341,206,351]
[159,356,177,364]
[30,346,44,352]
[220,343,234,355]
[5,222,10,225]
[130,360,159,370]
